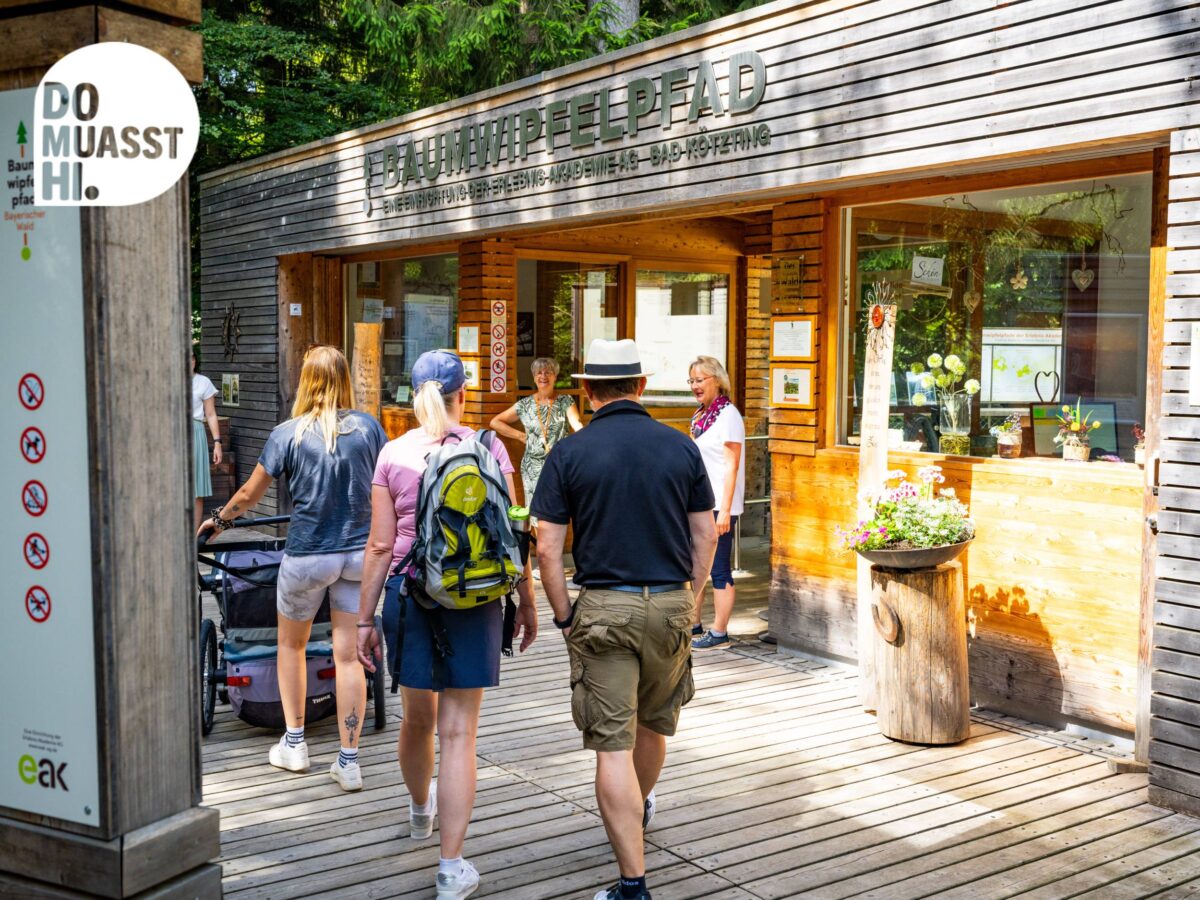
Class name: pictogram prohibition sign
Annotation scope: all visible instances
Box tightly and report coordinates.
[491,376,506,392]
[24,532,49,570]
[491,301,505,317]
[491,324,506,340]
[25,586,51,623]
[20,427,45,463]
[492,341,505,358]
[22,480,47,517]
[18,373,44,411]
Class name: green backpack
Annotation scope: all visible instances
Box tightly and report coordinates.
[400,430,522,610]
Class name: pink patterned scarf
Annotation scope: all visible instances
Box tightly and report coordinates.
[691,394,730,438]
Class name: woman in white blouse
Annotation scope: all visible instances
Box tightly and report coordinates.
[687,356,745,651]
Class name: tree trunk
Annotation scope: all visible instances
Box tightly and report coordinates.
[871,562,970,744]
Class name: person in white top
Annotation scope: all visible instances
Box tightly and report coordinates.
[191,350,222,531]
[687,356,745,651]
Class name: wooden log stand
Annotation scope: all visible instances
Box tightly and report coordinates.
[871,561,970,745]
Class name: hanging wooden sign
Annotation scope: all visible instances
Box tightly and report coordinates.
[770,251,805,313]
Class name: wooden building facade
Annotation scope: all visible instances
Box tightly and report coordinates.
[199,0,1200,815]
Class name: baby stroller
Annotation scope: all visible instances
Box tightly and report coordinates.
[197,516,386,737]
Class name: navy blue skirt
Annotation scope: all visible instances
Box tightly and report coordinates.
[383,574,502,692]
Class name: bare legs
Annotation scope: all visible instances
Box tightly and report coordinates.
[712,585,735,634]
[276,614,313,729]
[194,497,205,534]
[399,686,484,858]
[331,610,366,747]
[692,581,736,634]
[595,725,666,877]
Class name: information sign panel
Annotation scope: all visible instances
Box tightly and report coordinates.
[0,88,100,827]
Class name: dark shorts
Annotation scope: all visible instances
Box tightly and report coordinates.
[711,512,738,589]
[383,574,502,692]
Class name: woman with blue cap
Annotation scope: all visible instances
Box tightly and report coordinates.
[356,349,536,899]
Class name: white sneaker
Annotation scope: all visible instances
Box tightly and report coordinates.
[436,860,480,899]
[268,735,309,772]
[643,789,656,830]
[410,779,438,840]
[329,759,362,792]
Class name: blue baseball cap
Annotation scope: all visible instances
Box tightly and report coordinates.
[411,349,466,395]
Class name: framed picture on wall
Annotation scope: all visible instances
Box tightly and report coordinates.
[458,325,480,355]
[462,359,481,390]
[769,364,816,409]
[770,315,817,361]
[359,262,379,288]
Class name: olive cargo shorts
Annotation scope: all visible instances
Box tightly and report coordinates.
[566,587,697,752]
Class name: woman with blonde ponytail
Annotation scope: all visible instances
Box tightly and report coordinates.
[357,350,537,899]
[198,346,387,790]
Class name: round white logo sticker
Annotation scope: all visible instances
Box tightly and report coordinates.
[34,43,199,206]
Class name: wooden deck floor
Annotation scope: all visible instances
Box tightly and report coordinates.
[201,545,1200,899]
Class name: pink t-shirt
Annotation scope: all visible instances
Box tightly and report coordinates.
[372,426,515,568]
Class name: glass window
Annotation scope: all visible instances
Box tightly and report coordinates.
[840,172,1152,461]
[636,269,730,405]
[516,260,619,389]
[345,255,458,408]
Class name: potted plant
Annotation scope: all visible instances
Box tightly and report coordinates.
[910,353,981,456]
[837,466,975,570]
[990,413,1023,459]
[1055,399,1102,462]
[1133,423,1146,466]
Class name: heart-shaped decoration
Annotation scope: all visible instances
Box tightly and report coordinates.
[1071,268,1095,291]
[1034,371,1060,404]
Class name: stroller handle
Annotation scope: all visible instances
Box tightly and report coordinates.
[197,515,290,549]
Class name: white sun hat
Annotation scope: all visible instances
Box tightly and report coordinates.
[571,338,655,380]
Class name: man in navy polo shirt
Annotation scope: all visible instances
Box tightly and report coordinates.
[532,339,718,900]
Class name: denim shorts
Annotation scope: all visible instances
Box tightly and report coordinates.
[711,512,738,589]
[383,574,502,692]
[276,550,363,621]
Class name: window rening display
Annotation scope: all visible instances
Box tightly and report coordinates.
[840,173,1151,461]
[345,255,458,407]
[636,269,730,405]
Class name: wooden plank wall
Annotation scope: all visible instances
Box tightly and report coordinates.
[198,0,1200,501]
[740,251,771,534]
[1149,127,1200,815]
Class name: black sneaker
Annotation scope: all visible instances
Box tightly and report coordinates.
[690,623,703,637]
[594,887,651,900]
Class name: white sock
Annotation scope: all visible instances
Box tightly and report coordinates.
[412,794,433,814]
[285,727,304,748]
[438,856,464,876]
[336,747,358,768]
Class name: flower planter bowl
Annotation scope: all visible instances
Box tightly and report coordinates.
[858,539,972,571]
[996,435,1022,459]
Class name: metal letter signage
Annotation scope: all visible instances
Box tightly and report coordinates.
[1,88,101,826]
[361,51,771,218]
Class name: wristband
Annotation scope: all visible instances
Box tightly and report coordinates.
[553,608,575,630]
[356,622,376,629]
[213,438,221,444]
[210,507,234,531]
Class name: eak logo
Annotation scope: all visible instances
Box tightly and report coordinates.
[18,755,68,791]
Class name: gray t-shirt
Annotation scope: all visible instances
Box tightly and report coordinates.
[259,410,387,555]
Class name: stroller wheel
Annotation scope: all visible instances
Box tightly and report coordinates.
[200,618,218,736]
[372,615,387,730]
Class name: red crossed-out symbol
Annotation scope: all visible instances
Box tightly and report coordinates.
[25,586,51,623]
[22,480,48,517]
[18,373,44,411]
[492,358,506,375]
[492,341,505,357]
[491,301,505,317]
[491,324,506,340]
[20,427,45,463]
[491,376,506,392]
[24,532,50,570]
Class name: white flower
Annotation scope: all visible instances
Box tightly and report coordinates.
[944,354,962,372]
[964,378,981,395]
[912,392,927,406]
[921,373,935,389]
[927,353,943,369]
